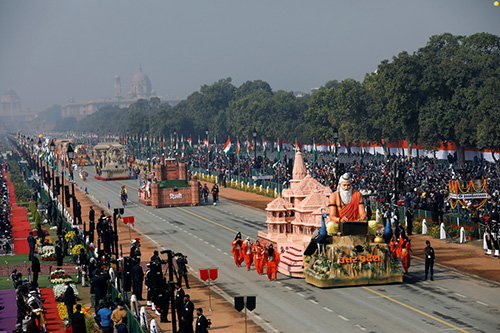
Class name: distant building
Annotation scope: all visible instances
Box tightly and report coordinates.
[0,89,34,130]
[61,67,183,120]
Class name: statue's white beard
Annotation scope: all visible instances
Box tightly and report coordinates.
[340,187,352,206]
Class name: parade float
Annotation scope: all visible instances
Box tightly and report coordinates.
[138,157,200,208]
[257,150,403,288]
[74,144,92,166]
[93,142,129,180]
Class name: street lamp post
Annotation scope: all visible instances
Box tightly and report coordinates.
[333,128,339,159]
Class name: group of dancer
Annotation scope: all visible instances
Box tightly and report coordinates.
[231,232,280,281]
[389,229,412,273]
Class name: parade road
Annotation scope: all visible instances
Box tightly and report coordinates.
[76,169,500,333]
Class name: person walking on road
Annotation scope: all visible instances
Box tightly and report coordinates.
[231,232,244,267]
[424,240,435,281]
[264,244,280,281]
[242,237,254,270]
[252,240,265,275]
[211,184,219,204]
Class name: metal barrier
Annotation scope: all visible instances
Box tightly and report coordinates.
[190,167,287,198]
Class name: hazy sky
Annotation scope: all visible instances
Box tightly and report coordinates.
[1,0,499,112]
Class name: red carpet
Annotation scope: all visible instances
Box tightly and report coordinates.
[40,288,66,333]
[4,170,32,254]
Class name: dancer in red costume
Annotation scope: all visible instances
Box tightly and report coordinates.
[252,240,265,275]
[231,232,244,267]
[401,239,412,273]
[241,237,254,270]
[264,244,280,281]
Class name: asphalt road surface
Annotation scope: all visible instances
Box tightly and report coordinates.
[75,168,500,333]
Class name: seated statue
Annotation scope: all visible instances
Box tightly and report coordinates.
[329,173,367,223]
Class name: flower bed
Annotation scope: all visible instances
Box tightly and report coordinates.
[53,283,80,302]
[50,269,73,284]
[65,231,75,242]
[57,302,90,322]
[41,249,56,261]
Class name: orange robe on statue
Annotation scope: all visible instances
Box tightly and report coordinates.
[264,250,280,281]
[242,240,254,270]
[232,239,244,267]
[252,244,265,275]
[338,191,363,221]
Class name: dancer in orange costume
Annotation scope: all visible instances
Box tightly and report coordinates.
[264,244,280,281]
[401,239,412,273]
[241,237,254,270]
[389,237,398,260]
[252,240,265,275]
[231,232,244,267]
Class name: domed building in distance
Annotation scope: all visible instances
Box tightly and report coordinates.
[62,67,183,120]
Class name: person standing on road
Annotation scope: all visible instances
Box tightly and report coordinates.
[195,308,209,333]
[264,244,280,281]
[132,260,144,300]
[232,232,244,267]
[211,184,219,204]
[424,240,435,281]
[63,282,76,325]
[175,283,185,331]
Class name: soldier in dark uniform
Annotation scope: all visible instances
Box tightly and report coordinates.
[132,260,144,300]
[130,239,141,262]
[55,240,64,268]
[32,253,41,287]
[486,206,499,257]
[424,240,435,281]
[181,294,195,333]
[175,283,185,329]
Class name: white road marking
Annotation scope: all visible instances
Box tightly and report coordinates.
[204,241,209,244]
[223,252,229,256]
[285,286,293,291]
[355,324,367,331]
[338,315,349,321]
[297,292,305,298]
[323,307,333,312]
[211,244,215,248]
[253,315,261,320]
[454,293,467,298]
[217,248,222,252]
[276,281,281,284]
[188,232,192,235]
[476,301,488,306]
[265,323,279,332]
[309,299,318,304]
[436,286,448,291]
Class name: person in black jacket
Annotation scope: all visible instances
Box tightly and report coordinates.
[31,253,41,288]
[27,232,36,261]
[195,308,209,333]
[63,282,76,324]
[176,254,190,288]
[91,269,104,308]
[71,304,87,333]
[88,206,95,243]
[175,283,185,330]
[424,240,435,281]
[55,241,64,268]
[132,260,144,300]
[181,294,195,333]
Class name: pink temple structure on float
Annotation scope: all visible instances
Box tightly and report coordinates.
[139,158,200,208]
[258,150,332,277]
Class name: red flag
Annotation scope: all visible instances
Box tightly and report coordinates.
[209,268,218,281]
[297,140,302,151]
[200,269,209,281]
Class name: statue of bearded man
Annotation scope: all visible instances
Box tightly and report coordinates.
[329,173,367,223]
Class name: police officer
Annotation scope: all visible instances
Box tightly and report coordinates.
[424,240,435,281]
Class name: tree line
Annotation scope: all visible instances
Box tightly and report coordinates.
[56,32,499,165]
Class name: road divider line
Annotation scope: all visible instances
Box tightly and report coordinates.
[454,293,467,298]
[338,315,349,321]
[362,287,470,333]
[476,301,488,306]
[323,307,333,312]
[355,324,366,331]
[297,292,305,297]
[309,300,318,304]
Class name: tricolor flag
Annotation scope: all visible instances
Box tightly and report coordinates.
[236,139,241,157]
[313,140,317,163]
[223,137,231,154]
[188,136,193,150]
[277,139,281,162]
[38,150,44,159]
[246,139,250,157]
[262,139,267,158]
[214,135,217,153]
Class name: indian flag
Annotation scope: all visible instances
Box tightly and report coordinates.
[277,139,281,162]
[38,150,44,159]
[246,139,250,156]
[236,139,241,157]
[313,140,317,163]
[223,137,231,154]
